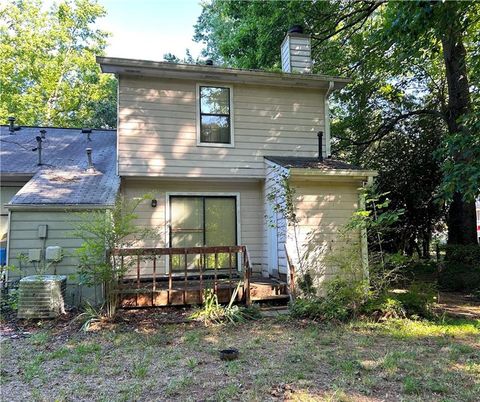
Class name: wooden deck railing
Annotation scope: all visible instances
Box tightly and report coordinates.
[110,245,253,306]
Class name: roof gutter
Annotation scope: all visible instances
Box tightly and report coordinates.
[5,203,115,211]
[290,168,378,180]
[97,56,351,90]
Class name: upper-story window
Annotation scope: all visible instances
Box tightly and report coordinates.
[197,85,233,147]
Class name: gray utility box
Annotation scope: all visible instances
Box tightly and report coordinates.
[17,275,67,319]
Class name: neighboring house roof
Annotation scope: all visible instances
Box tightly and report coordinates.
[97,57,351,90]
[0,125,119,207]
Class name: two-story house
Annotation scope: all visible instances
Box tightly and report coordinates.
[2,27,376,306]
[97,27,376,302]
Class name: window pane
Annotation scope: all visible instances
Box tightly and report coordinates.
[170,197,204,271]
[205,198,236,269]
[171,197,203,231]
[201,115,230,144]
[205,198,236,247]
[200,87,229,114]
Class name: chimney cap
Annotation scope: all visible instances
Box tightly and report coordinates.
[205,59,214,66]
[288,25,304,34]
[8,116,15,122]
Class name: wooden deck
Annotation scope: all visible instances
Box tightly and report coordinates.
[111,245,291,308]
[119,275,288,308]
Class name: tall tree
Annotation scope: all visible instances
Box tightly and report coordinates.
[0,0,116,128]
[194,0,480,247]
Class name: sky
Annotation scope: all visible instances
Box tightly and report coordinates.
[41,0,206,61]
[96,0,205,61]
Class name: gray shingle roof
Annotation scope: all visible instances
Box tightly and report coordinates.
[0,125,119,206]
[264,156,363,170]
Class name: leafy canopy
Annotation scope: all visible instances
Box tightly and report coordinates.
[0,0,116,128]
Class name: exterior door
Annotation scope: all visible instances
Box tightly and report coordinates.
[170,196,237,271]
[267,201,278,276]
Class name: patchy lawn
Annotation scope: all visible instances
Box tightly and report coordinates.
[1,312,479,401]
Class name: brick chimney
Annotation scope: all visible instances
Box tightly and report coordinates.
[281,25,312,74]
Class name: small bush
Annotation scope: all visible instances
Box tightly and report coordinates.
[289,297,325,320]
[289,279,368,321]
[438,245,480,292]
[361,294,406,319]
[395,282,436,317]
[189,286,259,325]
[444,244,480,266]
[2,288,19,311]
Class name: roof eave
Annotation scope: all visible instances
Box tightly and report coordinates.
[290,168,378,179]
[97,56,351,90]
[6,203,115,211]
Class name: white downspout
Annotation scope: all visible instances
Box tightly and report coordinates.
[324,81,335,157]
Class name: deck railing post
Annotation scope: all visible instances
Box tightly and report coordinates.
[199,253,204,304]
[243,247,251,306]
[228,248,233,299]
[183,248,188,305]
[152,256,156,291]
[168,253,173,305]
[214,251,218,295]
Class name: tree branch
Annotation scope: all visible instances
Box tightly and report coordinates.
[312,1,386,46]
[338,109,446,146]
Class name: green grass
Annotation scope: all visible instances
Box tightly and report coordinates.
[2,316,478,401]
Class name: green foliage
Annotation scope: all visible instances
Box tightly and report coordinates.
[0,288,19,312]
[361,295,406,319]
[444,244,480,266]
[290,278,368,322]
[297,271,316,296]
[438,244,480,292]
[0,0,116,128]
[189,284,260,325]
[195,0,480,245]
[73,194,154,317]
[73,302,103,332]
[266,168,297,226]
[394,282,436,318]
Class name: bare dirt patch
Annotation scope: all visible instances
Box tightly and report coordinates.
[435,292,480,319]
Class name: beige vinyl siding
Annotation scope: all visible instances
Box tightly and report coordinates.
[287,180,363,290]
[122,179,266,275]
[118,76,326,177]
[1,185,23,240]
[7,210,100,304]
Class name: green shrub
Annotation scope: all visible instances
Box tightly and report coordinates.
[438,244,480,292]
[395,282,436,317]
[444,244,480,266]
[0,288,18,311]
[189,285,259,325]
[439,263,480,292]
[289,297,325,320]
[289,279,368,321]
[361,294,406,319]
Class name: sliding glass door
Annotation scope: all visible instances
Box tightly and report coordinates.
[170,196,237,271]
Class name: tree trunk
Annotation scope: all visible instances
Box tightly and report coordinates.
[440,8,478,245]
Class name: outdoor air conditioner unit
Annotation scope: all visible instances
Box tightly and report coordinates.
[17,275,67,319]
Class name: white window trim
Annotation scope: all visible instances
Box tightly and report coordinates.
[196,83,235,148]
[165,191,241,272]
